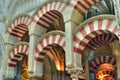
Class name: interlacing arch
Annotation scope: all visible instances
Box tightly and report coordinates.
[89,55,116,75]
[87,33,119,51]
[96,70,115,79]
[34,31,65,75]
[82,33,118,75]
[6,15,33,40]
[33,1,73,31]
[35,31,65,62]
[8,42,29,67]
[73,15,118,54]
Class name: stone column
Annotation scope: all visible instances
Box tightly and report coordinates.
[65,20,83,69]
[83,49,90,80]
[65,20,75,66]
[65,19,84,79]
[28,23,46,77]
[3,43,14,79]
[28,33,41,77]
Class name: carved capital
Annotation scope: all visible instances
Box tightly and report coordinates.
[67,70,85,79]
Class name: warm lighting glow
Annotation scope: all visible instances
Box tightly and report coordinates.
[96,70,114,80]
[60,61,64,71]
[96,63,115,80]
[98,63,114,71]
[56,61,61,71]
[56,61,64,71]
[101,75,114,80]
[22,56,29,80]
[47,50,65,71]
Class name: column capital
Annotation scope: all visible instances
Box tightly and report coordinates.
[67,69,85,79]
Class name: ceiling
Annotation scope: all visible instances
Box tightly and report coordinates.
[85,0,114,20]
[0,0,71,25]
[0,0,46,24]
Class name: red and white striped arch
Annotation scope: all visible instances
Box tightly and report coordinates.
[72,0,100,16]
[87,34,119,51]
[7,16,33,40]
[96,70,116,79]
[34,31,65,76]
[8,43,29,67]
[35,31,65,62]
[73,18,118,54]
[90,55,116,73]
[34,2,68,30]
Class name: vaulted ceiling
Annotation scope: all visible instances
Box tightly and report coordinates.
[85,0,114,20]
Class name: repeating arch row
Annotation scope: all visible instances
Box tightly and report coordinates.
[6,1,74,41]
[8,42,29,67]
[35,31,65,62]
[90,55,116,73]
[73,16,118,54]
[6,0,102,41]
[7,16,33,40]
[6,0,103,41]
[87,34,118,51]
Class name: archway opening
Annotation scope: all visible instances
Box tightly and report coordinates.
[46,10,65,32]
[39,44,70,80]
[81,33,118,80]
[14,31,29,79]
[96,63,115,80]
[34,9,65,34]
[15,54,29,80]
